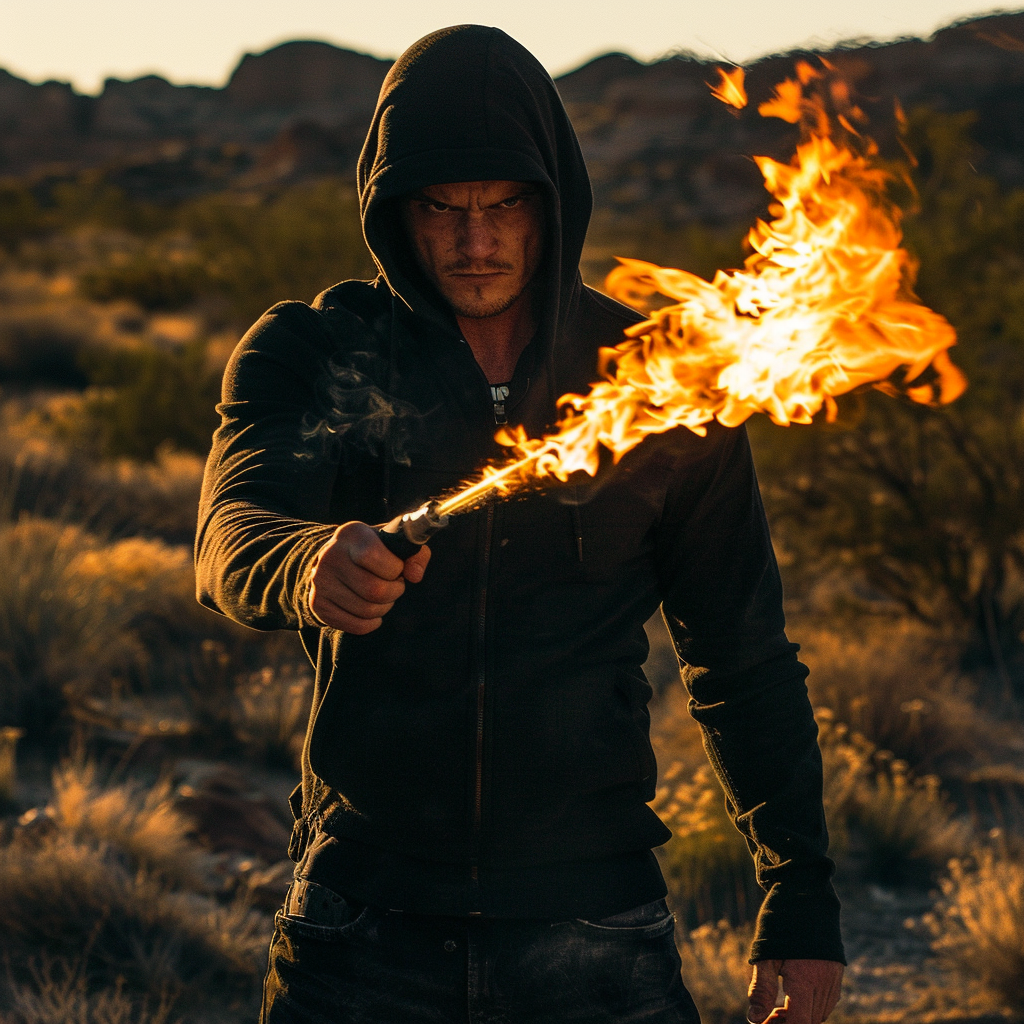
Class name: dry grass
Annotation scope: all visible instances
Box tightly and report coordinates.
[797,616,1013,778]
[816,712,968,884]
[928,845,1024,1014]
[0,517,203,733]
[0,425,205,543]
[852,756,969,886]
[2,958,176,1024]
[676,920,752,1024]
[653,760,761,928]
[231,665,312,771]
[0,761,269,1021]
[50,760,215,890]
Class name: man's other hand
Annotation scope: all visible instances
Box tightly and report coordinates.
[308,521,431,633]
[748,960,843,1024]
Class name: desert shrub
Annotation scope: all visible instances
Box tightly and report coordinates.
[0,311,90,388]
[0,181,46,253]
[2,958,176,1024]
[815,710,969,886]
[181,178,374,322]
[927,845,1024,1013]
[231,664,313,771]
[0,433,204,543]
[79,253,205,311]
[0,833,266,1019]
[851,755,967,886]
[0,517,255,738]
[72,341,221,460]
[676,920,752,1024]
[653,761,761,929]
[798,618,1009,776]
[0,518,141,734]
[50,761,214,890]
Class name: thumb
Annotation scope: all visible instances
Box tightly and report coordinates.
[402,543,431,583]
[748,960,782,1023]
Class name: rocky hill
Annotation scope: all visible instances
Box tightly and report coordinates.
[1,12,1022,222]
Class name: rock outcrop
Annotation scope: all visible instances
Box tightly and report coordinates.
[1,13,1022,220]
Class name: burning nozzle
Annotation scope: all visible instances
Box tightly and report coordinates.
[377,501,450,560]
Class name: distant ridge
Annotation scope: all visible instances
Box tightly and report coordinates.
[1,11,1022,222]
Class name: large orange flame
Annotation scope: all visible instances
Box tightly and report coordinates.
[435,62,965,517]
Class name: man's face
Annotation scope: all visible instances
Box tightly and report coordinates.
[402,180,544,319]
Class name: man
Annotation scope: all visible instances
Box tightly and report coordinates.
[196,25,844,1024]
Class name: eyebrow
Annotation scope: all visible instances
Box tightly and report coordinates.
[409,186,540,206]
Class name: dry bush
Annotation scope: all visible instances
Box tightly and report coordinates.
[816,713,969,885]
[0,518,142,733]
[0,512,290,750]
[0,830,266,1019]
[797,616,1010,777]
[676,920,752,1024]
[50,761,214,890]
[653,761,762,929]
[2,958,176,1024]
[231,664,312,771]
[928,845,1024,1014]
[0,518,205,732]
[852,756,969,886]
[0,430,204,544]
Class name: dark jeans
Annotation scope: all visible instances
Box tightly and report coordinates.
[260,882,700,1023]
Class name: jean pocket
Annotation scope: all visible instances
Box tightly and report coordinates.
[575,898,676,937]
[277,879,368,941]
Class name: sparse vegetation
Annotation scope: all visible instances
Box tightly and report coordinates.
[0,761,269,1022]
[929,845,1024,1013]
[0,80,1020,1024]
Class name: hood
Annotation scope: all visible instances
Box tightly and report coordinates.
[356,25,592,347]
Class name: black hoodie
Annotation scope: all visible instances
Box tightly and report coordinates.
[196,25,844,962]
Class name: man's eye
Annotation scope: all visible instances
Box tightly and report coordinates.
[499,196,523,209]
[426,202,450,212]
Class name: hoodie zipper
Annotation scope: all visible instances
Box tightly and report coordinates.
[470,502,494,893]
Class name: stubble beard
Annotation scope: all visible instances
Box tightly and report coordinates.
[446,285,527,320]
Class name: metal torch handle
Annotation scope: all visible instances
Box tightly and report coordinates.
[376,524,422,560]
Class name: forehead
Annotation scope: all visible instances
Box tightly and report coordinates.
[416,180,534,204]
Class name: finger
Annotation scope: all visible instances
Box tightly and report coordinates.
[748,962,782,1024]
[402,544,432,583]
[310,568,401,616]
[308,582,393,629]
[307,595,384,634]
[342,561,407,605]
[348,530,407,580]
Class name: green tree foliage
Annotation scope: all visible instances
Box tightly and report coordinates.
[751,109,1024,690]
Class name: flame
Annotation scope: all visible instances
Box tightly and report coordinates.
[435,63,966,518]
[709,67,747,109]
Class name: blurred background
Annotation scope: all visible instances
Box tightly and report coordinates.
[0,6,1022,1023]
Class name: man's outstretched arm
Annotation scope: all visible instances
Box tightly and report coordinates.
[654,422,845,1019]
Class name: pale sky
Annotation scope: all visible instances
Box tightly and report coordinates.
[0,0,1017,94]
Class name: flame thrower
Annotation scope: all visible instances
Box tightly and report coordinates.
[377,501,451,559]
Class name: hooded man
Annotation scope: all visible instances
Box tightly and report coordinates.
[196,24,845,1024]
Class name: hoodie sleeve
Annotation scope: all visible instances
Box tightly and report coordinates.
[195,302,341,631]
[654,423,845,965]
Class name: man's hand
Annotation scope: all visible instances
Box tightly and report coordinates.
[748,960,843,1024]
[308,521,431,633]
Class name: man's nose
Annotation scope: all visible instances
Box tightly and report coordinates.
[456,213,499,260]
